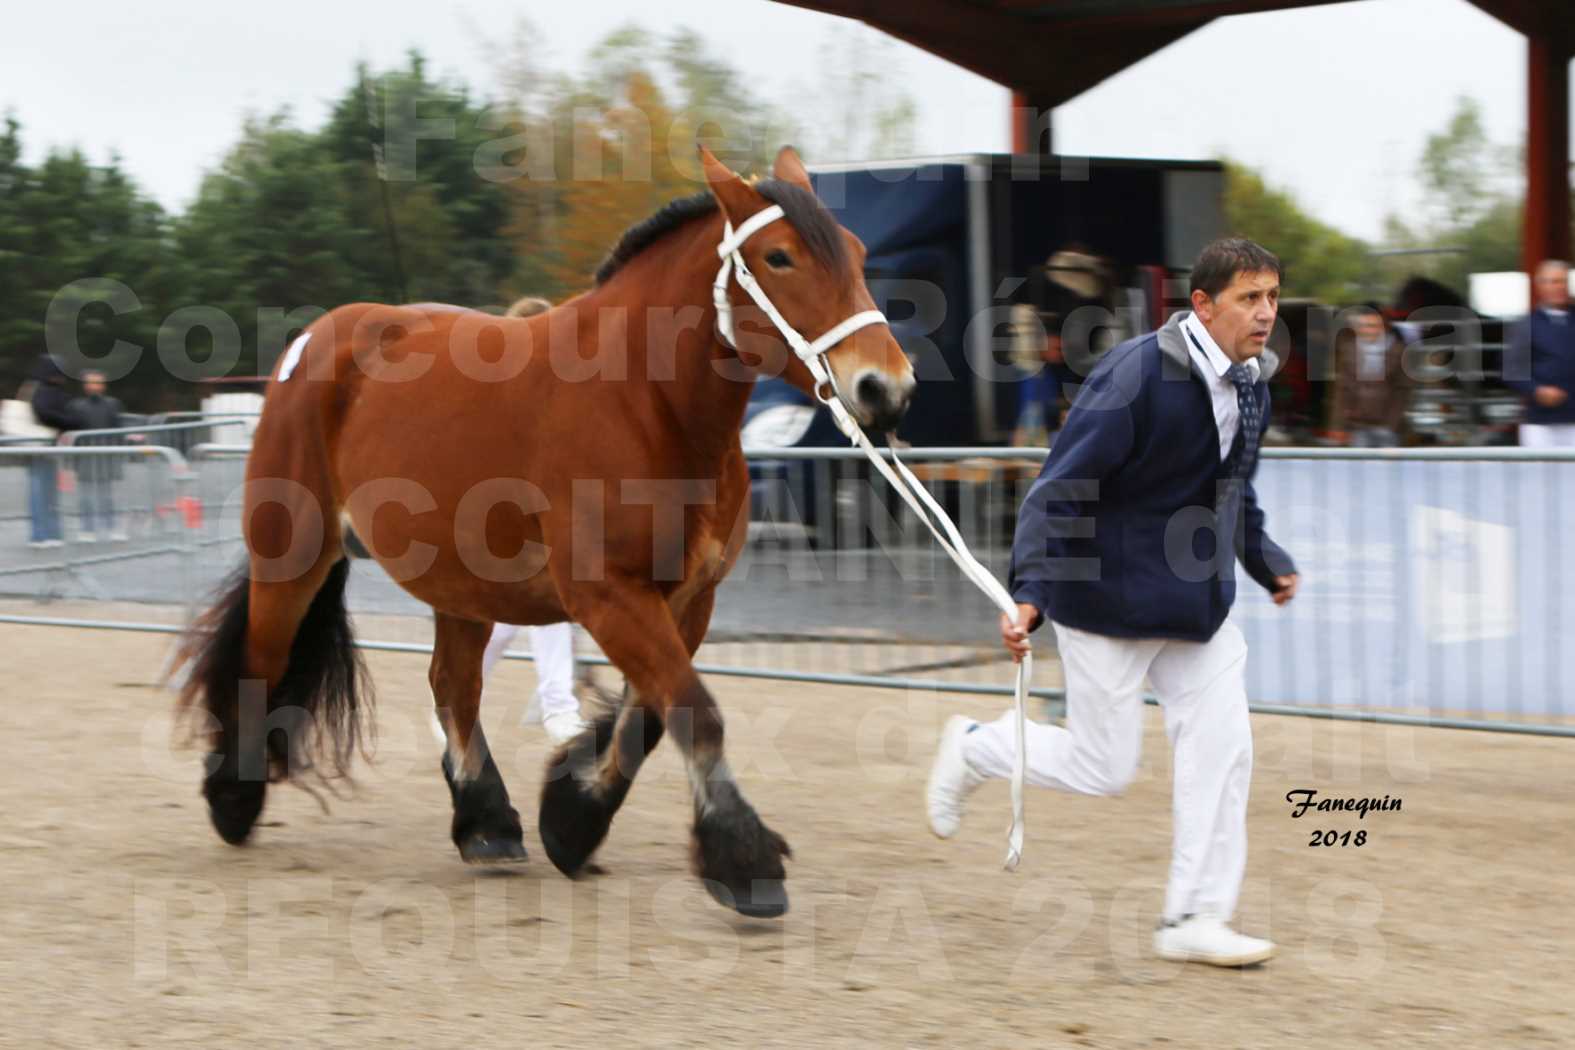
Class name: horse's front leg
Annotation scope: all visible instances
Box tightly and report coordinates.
[537,587,714,874]
[537,679,664,880]
[431,612,527,864]
[667,587,793,916]
[540,582,790,917]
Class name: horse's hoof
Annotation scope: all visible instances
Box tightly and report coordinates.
[690,790,792,919]
[459,832,529,865]
[539,727,620,877]
[703,877,790,919]
[203,766,266,845]
[538,781,613,877]
[444,749,526,864]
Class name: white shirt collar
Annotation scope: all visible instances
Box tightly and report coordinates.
[1182,312,1260,381]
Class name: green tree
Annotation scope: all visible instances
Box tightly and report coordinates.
[0,128,183,409]
[320,54,517,307]
[1222,161,1375,303]
[1418,97,1510,234]
[491,25,786,300]
[2,24,927,409]
[170,53,525,385]
[664,28,796,168]
[1380,96,1523,298]
[0,115,33,394]
[798,25,919,161]
[175,114,365,382]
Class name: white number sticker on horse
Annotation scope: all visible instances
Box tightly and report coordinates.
[278,332,311,382]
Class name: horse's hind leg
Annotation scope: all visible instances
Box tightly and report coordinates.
[543,584,789,917]
[432,613,527,864]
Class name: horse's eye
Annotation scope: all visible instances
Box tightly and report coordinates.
[765,249,793,269]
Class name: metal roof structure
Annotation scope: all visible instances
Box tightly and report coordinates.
[774,0,1573,269]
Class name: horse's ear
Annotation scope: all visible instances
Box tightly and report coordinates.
[772,146,813,192]
[698,144,761,225]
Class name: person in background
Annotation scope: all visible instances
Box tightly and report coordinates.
[1010,248,1120,446]
[1329,303,1410,447]
[1009,308,1072,447]
[24,354,83,549]
[1504,259,1575,447]
[68,370,128,542]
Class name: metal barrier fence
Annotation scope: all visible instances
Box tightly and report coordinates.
[0,420,251,596]
[3,439,1572,736]
[1243,446,1575,729]
[62,416,255,458]
[0,444,198,603]
[705,446,1575,734]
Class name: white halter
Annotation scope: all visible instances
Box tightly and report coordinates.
[712,204,886,440]
[713,203,1033,871]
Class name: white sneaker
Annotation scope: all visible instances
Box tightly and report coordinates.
[926,714,985,838]
[542,709,591,746]
[28,540,48,551]
[41,539,64,549]
[109,530,129,542]
[1154,914,1275,967]
[78,532,96,544]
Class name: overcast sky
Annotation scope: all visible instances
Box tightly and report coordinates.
[2,0,1565,240]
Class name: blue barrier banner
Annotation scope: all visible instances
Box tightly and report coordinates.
[1236,458,1573,718]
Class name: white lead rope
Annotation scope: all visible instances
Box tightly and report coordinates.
[832,407,1031,870]
[715,206,1030,870]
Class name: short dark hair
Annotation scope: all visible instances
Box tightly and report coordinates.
[1189,238,1283,298]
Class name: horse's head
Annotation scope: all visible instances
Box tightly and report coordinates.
[701,145,915,432]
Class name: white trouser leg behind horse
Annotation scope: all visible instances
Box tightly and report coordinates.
[479,621,520,684]
[528,624,581,720]
[959,620,1255,931]
[482,622,578,713]
[484,622,586,742]
[430,622,587,746]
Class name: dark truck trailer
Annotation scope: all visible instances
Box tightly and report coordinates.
[742,153,1226,544]
[743,152,1226,451]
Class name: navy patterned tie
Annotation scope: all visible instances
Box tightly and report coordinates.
[1222,364,1260,480]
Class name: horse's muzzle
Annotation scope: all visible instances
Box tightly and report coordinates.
[854,371,915,433]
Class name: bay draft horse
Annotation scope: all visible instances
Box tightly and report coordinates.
[173,146,915,917]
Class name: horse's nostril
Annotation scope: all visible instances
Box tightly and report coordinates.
[856,374,887,410]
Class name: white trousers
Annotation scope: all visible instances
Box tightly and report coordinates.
[1518,423,1575,448]
[482,622,579,720]
[963,619,1253,923]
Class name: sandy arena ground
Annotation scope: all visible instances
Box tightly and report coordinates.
[1,614,1571,1049]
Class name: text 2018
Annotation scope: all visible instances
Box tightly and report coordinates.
[1308,829,1367,847]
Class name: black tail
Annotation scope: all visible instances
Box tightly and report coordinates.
[175,558,373,795]
[271,557,373,780]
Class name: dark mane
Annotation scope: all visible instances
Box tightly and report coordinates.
[592,179,848,286]
[593,192,716,285]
